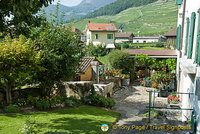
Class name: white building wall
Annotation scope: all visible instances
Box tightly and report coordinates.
[132,38,159,43]
[176,0,200,133]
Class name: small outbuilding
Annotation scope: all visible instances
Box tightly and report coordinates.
[77,57,103,81]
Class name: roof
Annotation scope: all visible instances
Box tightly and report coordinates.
[124,49,177,57]
[87,23,118,32]
[115,33,134,38]
[79,57,103,73]
[71,27,81,33]
[164,28,177,37]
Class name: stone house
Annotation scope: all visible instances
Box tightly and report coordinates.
[175,0,200,133]
[164,28,177,49]
[115,32,135,43]
[84,21,117,48]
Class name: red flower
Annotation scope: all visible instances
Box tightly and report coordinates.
[157,69,160,71]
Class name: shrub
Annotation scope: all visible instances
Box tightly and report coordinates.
[151,70,174,89]
[0,101,5,108]
[4,105,20,113]
[35,100,50,110]
[64,99,74,107]
[108,50,135,80]
[84,94,115,108]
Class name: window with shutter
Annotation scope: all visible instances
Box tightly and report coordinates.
[176,25,181,50]
[176,0,182,5]
[187,12,196,59]
[107,34,113,39]
[185,18,190,55]
[95,34,98,39]
[195,10,200,65]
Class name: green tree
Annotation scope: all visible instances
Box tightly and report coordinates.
[135,54,156,77]
[108,50,135,81]
[0,0,53,38]
[85,43,107,57]
[0,35,43,104]
[30,22,82,95]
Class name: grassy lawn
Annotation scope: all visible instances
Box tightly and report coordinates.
[0,106,120,134]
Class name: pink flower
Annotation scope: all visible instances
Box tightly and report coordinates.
[140,80,142,83]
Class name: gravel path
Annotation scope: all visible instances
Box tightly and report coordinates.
[109,82,191,134]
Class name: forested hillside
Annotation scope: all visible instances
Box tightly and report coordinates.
[83,0,158,18]
[43,0,117,20]
[73,0,178,36]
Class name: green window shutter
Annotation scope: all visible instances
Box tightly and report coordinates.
[195,9,200,65]
[107,34,109,39]
[176,0,182,5]
[188,12,196,59]
[176,25,181,50]
[111,34,113,39]
[88,34,90,39]
[185,18,190,55]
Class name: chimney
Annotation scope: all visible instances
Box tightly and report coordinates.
[88,19,90,23]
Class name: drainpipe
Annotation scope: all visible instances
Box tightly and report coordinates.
[177,0,186,94]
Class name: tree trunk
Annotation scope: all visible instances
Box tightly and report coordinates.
[6,82,12,104]
[145,66,148,77]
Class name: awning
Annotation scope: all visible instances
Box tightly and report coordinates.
[106,43,115,49]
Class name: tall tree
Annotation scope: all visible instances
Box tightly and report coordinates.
[0,0,54,38]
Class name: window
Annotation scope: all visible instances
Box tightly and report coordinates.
[107,34,113,39]
[95,34,98,39]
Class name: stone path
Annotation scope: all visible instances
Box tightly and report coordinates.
[109,82,191,134]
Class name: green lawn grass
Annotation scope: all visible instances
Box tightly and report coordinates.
[0,106,120,134]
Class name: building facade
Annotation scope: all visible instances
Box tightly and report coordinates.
[132,36,166,43]
[115,32,135,43]
[175,0,200,133]
[85,22,117,48]
[164,28,177,49]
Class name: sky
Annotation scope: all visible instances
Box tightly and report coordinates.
[52,0,83,7]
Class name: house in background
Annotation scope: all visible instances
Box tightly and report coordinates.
[132,36,166,43]
[175,0,200,133]
[164,28,177,49]
[115,32,135,43]
[77,57,103,81]
[84,21,118,49]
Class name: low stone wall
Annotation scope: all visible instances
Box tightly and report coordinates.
[93,82,114,98]
[63,81,94,99]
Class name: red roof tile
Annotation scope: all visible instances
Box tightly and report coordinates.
[87,23,118,32]
[124,49,177,56]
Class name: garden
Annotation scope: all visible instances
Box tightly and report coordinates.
[0,3,120,133]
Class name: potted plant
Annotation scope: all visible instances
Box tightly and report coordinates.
[168,94,180,108]
[120,73,130,86]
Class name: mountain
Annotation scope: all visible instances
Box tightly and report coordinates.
[42,0,117,20]
[83,0,158,18]
[73,0,178,36]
